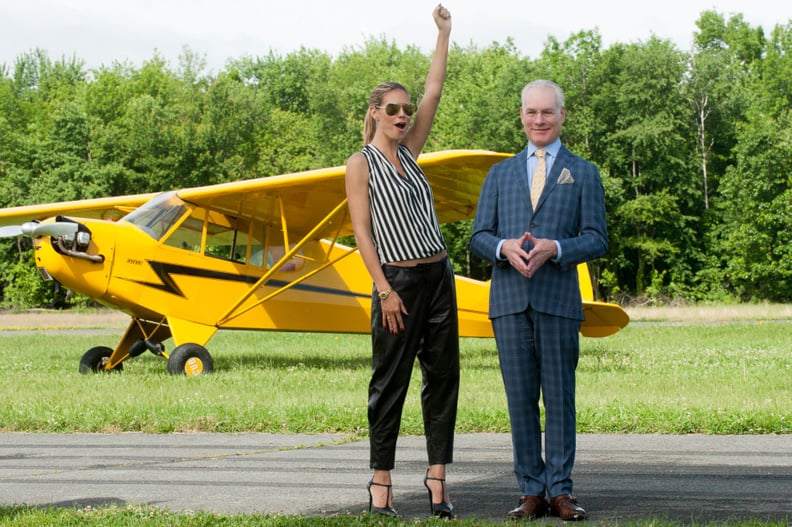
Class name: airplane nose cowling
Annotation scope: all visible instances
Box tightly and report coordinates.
[33,219,115,300]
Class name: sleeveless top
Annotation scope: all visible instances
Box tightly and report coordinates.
[361,144,446,264]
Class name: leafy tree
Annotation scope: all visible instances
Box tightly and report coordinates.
[588,38,703,299]
[438,39,531,152]
[256,108,321,175]
[1,259,66,309]
[539,30,603,157]
[694,10,766,66]
[757,22,792,114]
[716,110,792,301]
[1,12,790,307]
[714,20,792,301]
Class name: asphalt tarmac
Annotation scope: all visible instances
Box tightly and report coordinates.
[0,432,790,524]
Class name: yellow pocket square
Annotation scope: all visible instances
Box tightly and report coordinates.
[558,168,574,184]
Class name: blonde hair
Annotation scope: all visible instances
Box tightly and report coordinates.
[362,82,409,145]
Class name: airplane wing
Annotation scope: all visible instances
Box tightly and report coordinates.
[0,193,158,228]
[175,149,512,241]
[0,150,510,241]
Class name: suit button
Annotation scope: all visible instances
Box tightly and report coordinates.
[530,223,537,228]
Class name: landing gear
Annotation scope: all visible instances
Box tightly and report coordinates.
[167,343,214,376]
[77,318,214,375]
[79,346,123,373]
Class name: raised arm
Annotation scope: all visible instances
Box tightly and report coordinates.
[403,4,451,157]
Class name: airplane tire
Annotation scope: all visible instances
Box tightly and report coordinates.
[167,343,214,376]
[79,346,123,374]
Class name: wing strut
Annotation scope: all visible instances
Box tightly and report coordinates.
[215,198,353,326]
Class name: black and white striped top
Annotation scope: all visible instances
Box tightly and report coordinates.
[361,144,446,264]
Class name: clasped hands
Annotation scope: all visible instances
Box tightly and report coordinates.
[501,232,556,279]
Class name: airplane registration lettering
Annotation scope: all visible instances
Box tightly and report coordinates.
[127,258,143,265]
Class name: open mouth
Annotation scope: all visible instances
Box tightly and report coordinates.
[395,122,408,130]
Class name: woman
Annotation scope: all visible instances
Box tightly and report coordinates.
[344,3,458,519]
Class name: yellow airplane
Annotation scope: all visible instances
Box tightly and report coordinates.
[0,150,629,375]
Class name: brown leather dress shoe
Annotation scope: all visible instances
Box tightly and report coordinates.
[507,495,548,521]
[549,494,587,521]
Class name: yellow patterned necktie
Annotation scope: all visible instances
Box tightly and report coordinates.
[531,148,546,209]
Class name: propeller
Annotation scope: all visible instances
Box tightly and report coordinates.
[0,221,80,238]
[0,225,23,237]
[26,222,80,237]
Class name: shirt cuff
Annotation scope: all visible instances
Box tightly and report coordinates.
[553,240,562,263]
[496,239,506,261]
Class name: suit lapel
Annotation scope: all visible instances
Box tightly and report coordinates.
[512,149,532,210]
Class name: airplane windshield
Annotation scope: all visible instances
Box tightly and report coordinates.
[121,192,188,241]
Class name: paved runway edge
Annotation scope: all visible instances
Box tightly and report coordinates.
[1,433,790,524]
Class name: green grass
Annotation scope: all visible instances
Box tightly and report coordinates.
[0,320,790,434]
[0,505,789,527]
[577,321,791,434]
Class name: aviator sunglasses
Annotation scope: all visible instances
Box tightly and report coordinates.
[377,103,416,116]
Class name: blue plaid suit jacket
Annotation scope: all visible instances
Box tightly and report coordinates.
[470,145,608,320]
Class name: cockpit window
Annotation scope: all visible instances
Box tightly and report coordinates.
[120,192,303,271]
[121,192,188,241]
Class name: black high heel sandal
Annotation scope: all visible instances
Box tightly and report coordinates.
[367,479,397,517]
[424,468,456,519]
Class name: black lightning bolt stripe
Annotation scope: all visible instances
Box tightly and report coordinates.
[122,261,369,301]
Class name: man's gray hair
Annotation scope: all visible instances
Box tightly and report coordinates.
[521,80,565,109]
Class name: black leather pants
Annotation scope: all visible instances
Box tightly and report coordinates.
[368,257,460,470]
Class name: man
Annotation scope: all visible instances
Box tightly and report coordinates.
[469,80,607,521]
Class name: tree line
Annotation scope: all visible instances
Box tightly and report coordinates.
[1,10,790,309]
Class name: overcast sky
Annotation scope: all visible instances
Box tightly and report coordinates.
[2,0,791,73]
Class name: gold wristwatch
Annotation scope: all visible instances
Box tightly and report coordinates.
[378,287,392,300]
